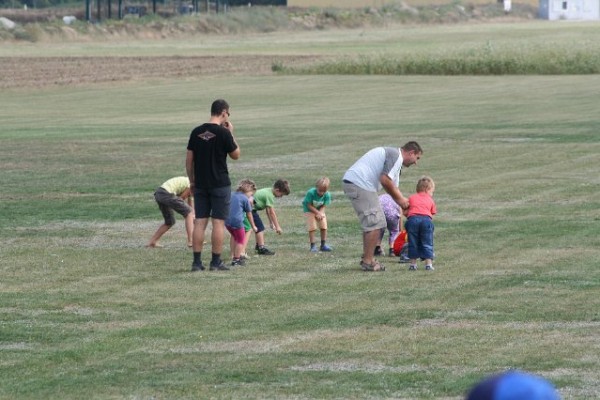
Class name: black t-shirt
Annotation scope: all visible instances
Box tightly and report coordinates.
[187,123,238,189]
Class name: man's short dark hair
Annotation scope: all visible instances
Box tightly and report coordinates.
[211,99,230,116]
[402,141,423,154]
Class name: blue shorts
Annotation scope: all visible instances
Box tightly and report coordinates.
[194,186,231,220]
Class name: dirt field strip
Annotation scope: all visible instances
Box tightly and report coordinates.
[0,55,326,89]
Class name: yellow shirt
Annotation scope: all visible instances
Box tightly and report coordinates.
[160,177,190,196]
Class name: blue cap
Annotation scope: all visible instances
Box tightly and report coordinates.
[467,370,560,400]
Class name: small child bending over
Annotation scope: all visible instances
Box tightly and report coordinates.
[226,179,259,267]
[252,179,290,255]
[375,193,401,257]
[302,177,333,252]
[404,176,437,271]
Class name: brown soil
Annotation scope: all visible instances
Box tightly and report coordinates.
[0,55,325,89]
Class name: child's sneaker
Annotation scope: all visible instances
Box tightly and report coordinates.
[231,258,245,267]
[374,246,384,257]
[408,265,417,271]
[240,253,250,260]
[320,244,333,252]
[310,245,319,253]
[425,265,435,271]
[388,248,394,257]
[398,255,410,263]
[256,246,275,255]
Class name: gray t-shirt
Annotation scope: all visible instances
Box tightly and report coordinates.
[343,147,403,192]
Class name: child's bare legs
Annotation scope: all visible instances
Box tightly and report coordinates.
[308,230,316,244]
[227,226,247,265]
[319,228,332,251]
[255,231,266,247]
[308,229,317,250]
[229,234,235,260]
[147,223,171,248]
[409,258,433,271]
[185,212,194,247]
[424,258,434,270]
[241,229,251,258]
[233,241,244,259]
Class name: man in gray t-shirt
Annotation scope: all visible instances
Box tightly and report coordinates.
[342,141,423,272]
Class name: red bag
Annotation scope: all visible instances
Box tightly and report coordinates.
[392,230,407,256]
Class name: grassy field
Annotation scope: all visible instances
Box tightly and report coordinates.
[1,21,600,399]
[3,20,600,58]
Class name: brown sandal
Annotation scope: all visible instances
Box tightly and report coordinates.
[360,260,385,272]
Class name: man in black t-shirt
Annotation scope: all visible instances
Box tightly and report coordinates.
[186,99,240,272]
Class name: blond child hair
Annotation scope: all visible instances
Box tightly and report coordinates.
[237,179,257,194]
[416,176,435,193]
[315,177,330,191]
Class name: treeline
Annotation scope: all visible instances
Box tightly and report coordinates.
[0,0,286,9]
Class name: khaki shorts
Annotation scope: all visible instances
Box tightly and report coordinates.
[343,182,386,232]
[305,212,328,232]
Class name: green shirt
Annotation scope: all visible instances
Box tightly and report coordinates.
[253,187,275,211]
[302,187,331,213]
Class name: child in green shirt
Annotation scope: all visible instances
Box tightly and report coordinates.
[252,179,290,255]
[302,177,333,252]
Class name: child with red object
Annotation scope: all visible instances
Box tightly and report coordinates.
[404,176,437,271]
[375,193,401,257]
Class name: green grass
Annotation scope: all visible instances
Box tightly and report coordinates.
[2,23,600,399]
[281,44,600,74]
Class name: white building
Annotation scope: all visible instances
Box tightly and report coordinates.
[539,0,600,19]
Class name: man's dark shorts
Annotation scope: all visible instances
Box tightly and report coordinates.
[194,186,231,220]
